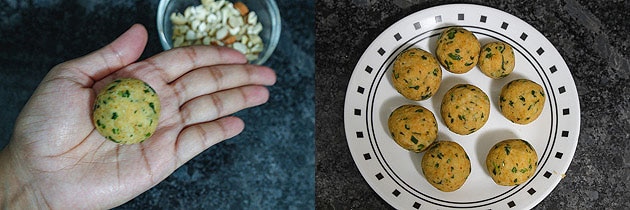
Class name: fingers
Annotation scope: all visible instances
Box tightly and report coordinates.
[139,46,248,83]
[56,24,147,82]
[171,64,276,105]
[180,85,270,126]
[175,116,244,165]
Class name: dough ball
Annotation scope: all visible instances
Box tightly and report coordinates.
[478,42,515,79]
[421,141,471,192]
[93,78,161,144]
[436,27,480,74]
[388,105,438,152]
[486,139,538,186]
[440,84,490,135]
[392,48,442,101]
[499,79,546,124]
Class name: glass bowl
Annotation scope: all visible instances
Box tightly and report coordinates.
[157,0,281,65]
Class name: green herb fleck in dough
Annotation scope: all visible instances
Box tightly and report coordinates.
[433,68,438,76]
[112,128,119,134]
[505,144,511,155]
[448,53,462,60]
[447,29,457,39]
[112,112,118,120]
[486,53,493,58]
[421,55,427,60]
[520,168,528,173]
[435,163,440,168]
[120,90,130,98]
[411,135,419,144]
[409,85,420,90]
[145,132,151,137]
[421,94,431,100]
[464,62,474,66]
[418,144,425,151]
[509,100,514,107]
[404,124,410,130]
[519,95,526,102]
[108,136,119,143]
[149,102,157,114]
[512,167,517,173]
[496,45,505,53]
[107,85,117,91]
[144,82,156,93]
[437,152,444,159]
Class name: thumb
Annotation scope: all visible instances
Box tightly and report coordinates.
[54,24,148,82]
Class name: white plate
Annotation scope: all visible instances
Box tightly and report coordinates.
[343,4,580,210]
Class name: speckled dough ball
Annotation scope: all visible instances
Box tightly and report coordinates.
[440,84,490,135]
[388,105,438,152]
[486,139,538,186]
[93,78,161,144]
[392,48,442,101]
[499,79,546,124]
[421,141,471,192]
[436,27,480,74]
[478,42,516,79]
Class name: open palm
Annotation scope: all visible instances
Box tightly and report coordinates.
[0,24,276,209]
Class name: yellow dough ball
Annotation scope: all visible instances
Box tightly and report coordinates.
[392,48,442,101]
[499,79,546,124]
[421,141,471,192]
[92,78,161,144]
[478,42,516,79]
[436,27,480,74]
[440,84,490,135]
[388,105,438,152]
[486,139,538,186]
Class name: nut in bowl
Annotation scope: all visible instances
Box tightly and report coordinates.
[157,0,281,65]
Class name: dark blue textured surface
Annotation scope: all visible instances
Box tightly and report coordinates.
[0,0,314,208]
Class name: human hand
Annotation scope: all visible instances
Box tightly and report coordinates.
[0,24,276,209]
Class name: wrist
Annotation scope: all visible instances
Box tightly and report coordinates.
[0,146,41,208]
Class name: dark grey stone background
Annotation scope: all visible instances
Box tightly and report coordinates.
[316,0,629,209]
[0,0,314,208]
